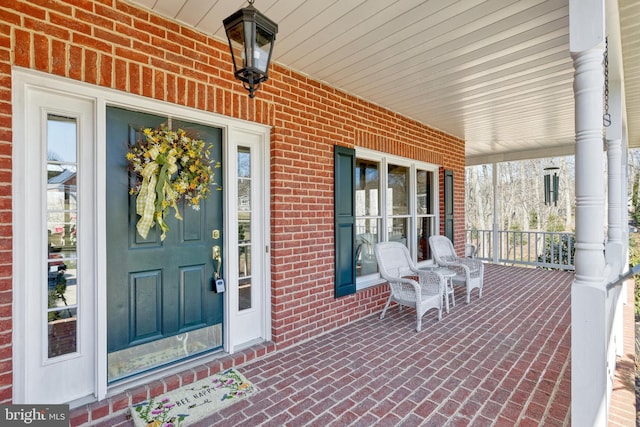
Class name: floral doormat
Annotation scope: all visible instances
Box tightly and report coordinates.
[130,368,257,427]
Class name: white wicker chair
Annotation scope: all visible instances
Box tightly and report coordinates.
[374,242,445,332]
[429,235,484,304]
[464,243,477,258]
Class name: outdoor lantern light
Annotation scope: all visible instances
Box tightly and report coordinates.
[223,0,278,98]
[544,165,559,206]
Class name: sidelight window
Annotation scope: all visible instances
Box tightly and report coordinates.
[238,146,253,311]
[46,114,79,358]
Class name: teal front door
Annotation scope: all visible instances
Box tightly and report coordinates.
[105,107,223,382]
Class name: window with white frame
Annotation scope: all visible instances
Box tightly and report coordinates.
[355,149,438,287]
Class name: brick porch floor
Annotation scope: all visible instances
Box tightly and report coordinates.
[73,263,637,426]
[608,276,636,427]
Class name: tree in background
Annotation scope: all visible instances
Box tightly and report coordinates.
[465,156,575,234]
[466,150,640,268]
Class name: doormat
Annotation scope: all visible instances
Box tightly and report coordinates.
[130,368,257,427]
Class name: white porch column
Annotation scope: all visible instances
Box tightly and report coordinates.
[605,83,626,388]
[604,0,629,265]
[570,1,607,426]
[492,162,499,264]
[606,80,623,255]
[604,75,627,361]
[606,137,622,246]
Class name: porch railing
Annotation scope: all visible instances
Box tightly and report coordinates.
[465,229,575,270]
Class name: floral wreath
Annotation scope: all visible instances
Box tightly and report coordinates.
[127,126,220,241]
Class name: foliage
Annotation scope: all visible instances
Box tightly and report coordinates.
[546,214,565,232]
[629,233,640,319]
[238,223,247,255]
[632,175,640,224]
[529,211,538,228]
[48,267,71,321]
[465,157,575,234]
[127,126,220,240]
[537,233,575,269]
[507,225,528,246]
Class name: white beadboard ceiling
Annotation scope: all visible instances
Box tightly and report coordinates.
[128,0,640,165]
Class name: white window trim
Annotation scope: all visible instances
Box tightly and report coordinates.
[355,148,440,290]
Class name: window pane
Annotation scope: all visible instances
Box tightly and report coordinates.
[238,147,252,311]
[387,164,408,215]
[389,218,407,245]
[355,159,379,216]
[48,307,77,358]
[239,178,251,210]
[239,278,252,310]
[417,216,435,262]
[48,258,77,306]
[238,149,251,178]
[47,115,77,163]
[47,214,77,252]
[46,114,78,358]
[417,170,433,214]
[356,218,379,276]
[47,167,77,206]
[239,244,251,277]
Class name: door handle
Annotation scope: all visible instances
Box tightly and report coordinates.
[212,245,222,279]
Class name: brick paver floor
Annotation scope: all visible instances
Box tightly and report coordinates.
[77,263,636,426]
[197,264,574,426]
[608,278,636,427]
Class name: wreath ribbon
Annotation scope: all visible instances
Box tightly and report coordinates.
[136,162,158,239]
[136,158,181,241]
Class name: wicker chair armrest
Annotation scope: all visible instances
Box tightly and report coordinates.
[435,258,458,269]
[387,277,422,302]
[455,257,483,272]
[412,270,444,298]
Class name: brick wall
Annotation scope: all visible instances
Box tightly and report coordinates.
[0,0,465,402]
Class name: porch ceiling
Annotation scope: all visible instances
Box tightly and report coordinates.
[129,0,640,165]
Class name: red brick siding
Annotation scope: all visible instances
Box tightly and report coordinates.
[0,0,466,402]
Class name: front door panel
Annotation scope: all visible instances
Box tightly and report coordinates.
[105,107,223,381]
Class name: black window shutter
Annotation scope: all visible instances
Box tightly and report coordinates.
[334,145,356,298]
[444,170,454,242]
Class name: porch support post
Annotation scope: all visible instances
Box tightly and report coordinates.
[606,137,622,247]
[570,0,607,426]
[492,162,499,264]
[605,83,625,359]
[604,36,627,358]
[605,80,623,259]
[604,0,629,267]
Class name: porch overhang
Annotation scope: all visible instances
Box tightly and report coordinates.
[129,0,640,163]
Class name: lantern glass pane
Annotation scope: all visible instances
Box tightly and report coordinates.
[254,26,273,73]
[226,22,246,71]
